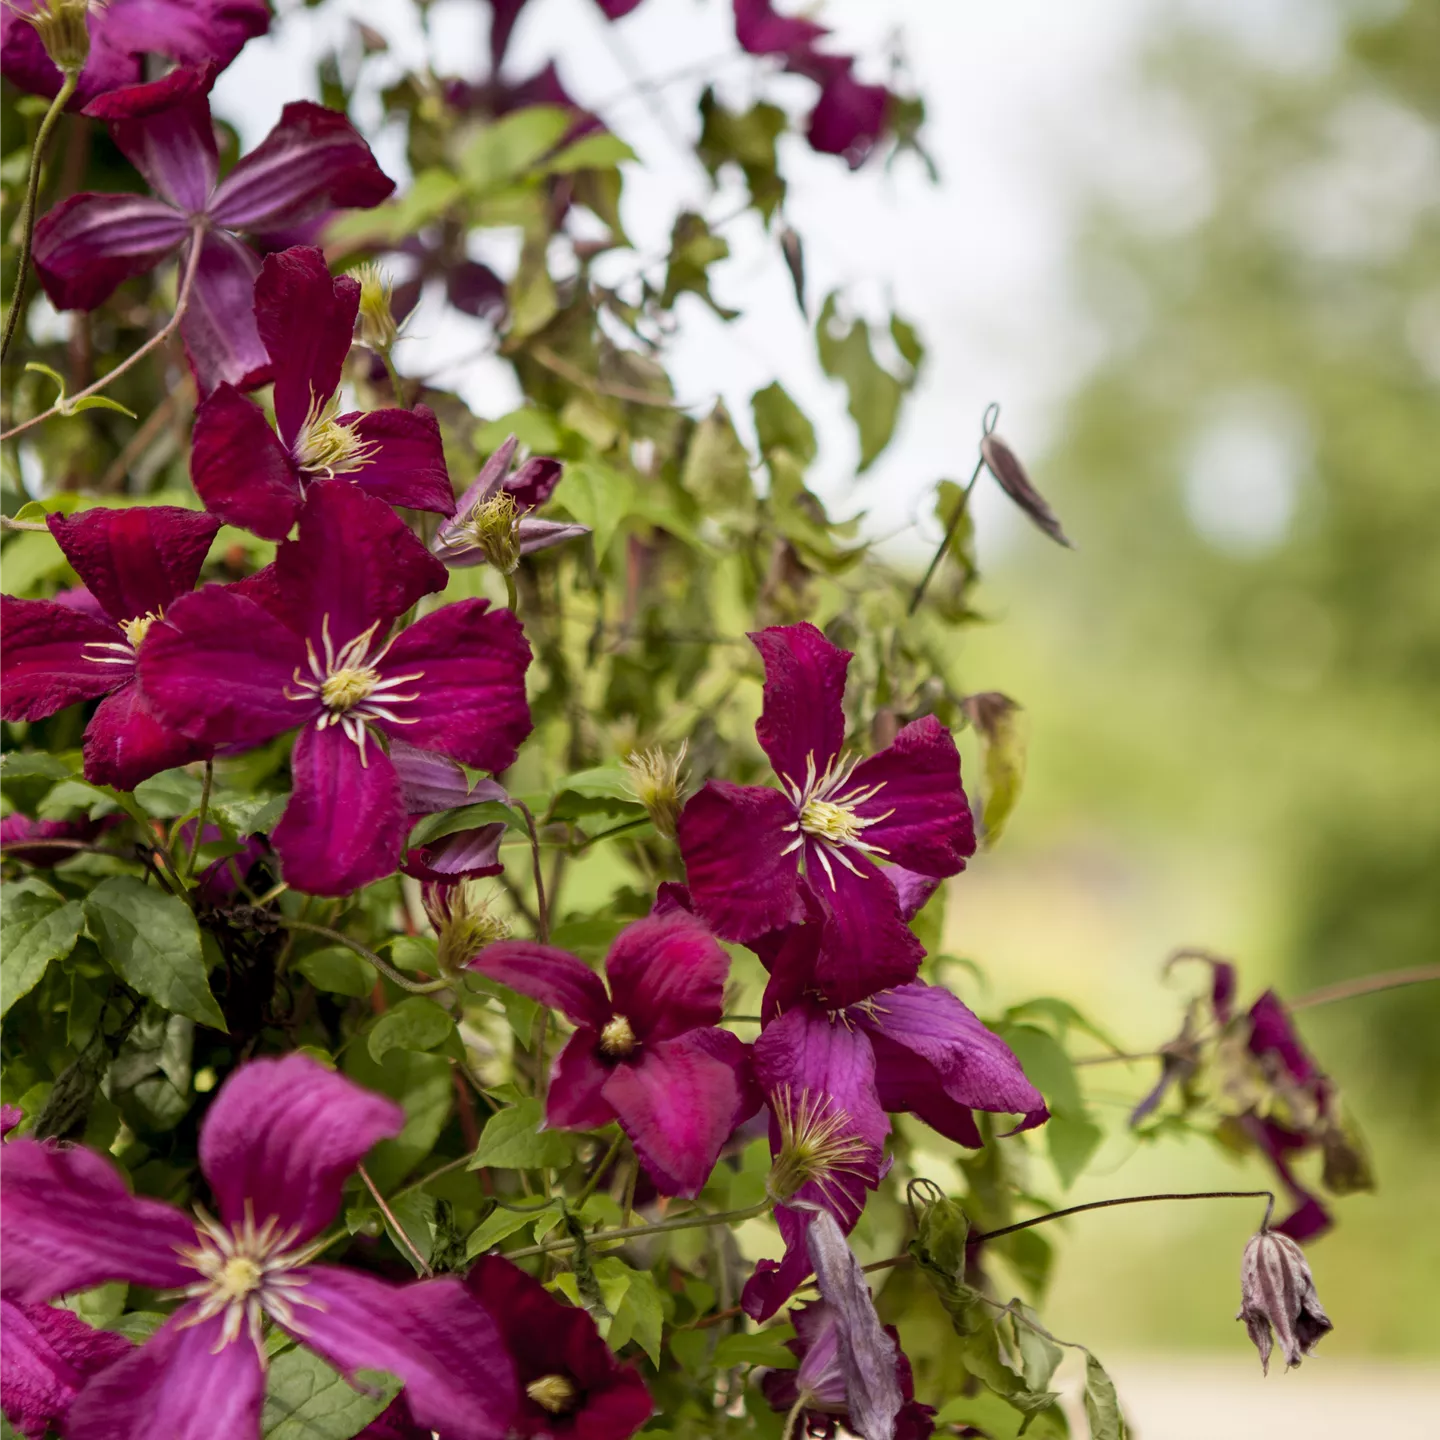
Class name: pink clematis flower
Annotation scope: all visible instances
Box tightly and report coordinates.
[32,64,394,395]
[0,1299,132,1440]
[0,1054,517,1440]
[468,912,759,1197]
[137,482,532,896]
[0,0,268,108]
[677,622,975,1008]
[191,246,454,541]
[0,505,219,789]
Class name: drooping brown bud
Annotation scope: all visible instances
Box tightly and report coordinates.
[22,0,92,75]
[980,432,1073,549]
[1237,1228,1332,1373]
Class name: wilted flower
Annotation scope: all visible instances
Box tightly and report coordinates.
[1238,1227,1333,1374]
[423,882,511,976]
[979,431,1072,549]
[622,741,689,840]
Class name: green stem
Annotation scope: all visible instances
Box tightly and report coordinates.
[504,1199,771,1261]
[183,760,212,882]
[2,70,76,362]
[780,1395,807,1440]
[389,1151,477,1203]
[906,454,984,617]
[575,1131,626,1208]
[278,918,453,994]
[572,815,649,851]
[379,345,407,408]
[516,802,548,943]
[972,1188,1277,1245]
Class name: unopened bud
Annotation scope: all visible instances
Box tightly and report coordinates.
[980,432,1073,549]
[353,263,398,351]
[622,741,688,840]
[22,0,92,75]
[1237,1227,1332,1374]
[422,882,510,975]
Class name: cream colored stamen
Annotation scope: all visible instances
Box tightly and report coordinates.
[777,750,896,888]
[526,1373,577,1413]
[599,1014,638,1058]
[292,392,377,479]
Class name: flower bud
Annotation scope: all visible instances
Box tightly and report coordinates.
[1237,1228,1332,1373]
[22,0,92,76]
[353,262,398,351]
[460,491,522,574]
[622,741,688,840]
[422,882,510,976]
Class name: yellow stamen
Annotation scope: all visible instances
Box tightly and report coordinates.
[526,1374,577,1413]
[461,490,522,573]
[292,393,376,478]
[599,1014,638,1058]
[120,609,161,648]
[767,1085,873,1206]
[798,795,864,846]
[320,665,378,713]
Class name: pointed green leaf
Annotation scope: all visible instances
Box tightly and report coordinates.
[1,879,84,1018]
[260,1347,401,1439]
[368,997,456,1064]
[469,1097,576,1170]
[1083,1352,1128,1440]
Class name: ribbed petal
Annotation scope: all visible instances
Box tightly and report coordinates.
[847,716,975,876]
[89,64,217,212]
[199,1054,403,1245]
[64,1308,263,1440]
[505,457,564,511]
[864,1033,983,1147]
[82,678,211,791]
[546,1030,616,1131]
[687,1025,763,1128]
[602,1034,743,1197]
[285,1268,515,1440]
[808,850,923,1006]
[96,1,269,82]
[884,865,941,922]
[0,1138,194,1302]
[373,599,532,772]
[0,9,126,104]
[138,585,309,746]
[341,406,456,518]
[179,230,270,395]
[47,506,220,625]
[677,781,805,942]
[390,738,485,813]
[0,597,124,722]
[254,246,358,447]
[402,822,506,882]
[516,516,590,557]
[190,383,301,540]
[31,192,187,311]
[436,438,514,551]
[741,1205,817,1324]
[603,911,728,1043]
[208,101,394,230]
[272,723,409,896]
[751,622,850,788]
[466,942,611,1030]
[0,1298,132,1440]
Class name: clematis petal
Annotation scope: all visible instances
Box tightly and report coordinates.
[190,383,301,540]
[805,63,890,167]
[808,850,924,1007]
[0,9,128,105]
[138,586,309,746]
[686,1025,763,1129]
[373,598,532,772]
[446,436,515,522]
[734,0,829,55]
[884,864,941,922]
[340,406,456,518]
[390,737,509,814]
[602,1034,743,1197]
[64,1307,263,1440]
[847,716,976,876]
[864,1033,983,1147]
[546,1030,616,1131]
[272,724,409,896]
[1247,991,1320,1087]
[82,679,210,791]
[31,192,187,312]
[208,101,394,231]
[505,456,564,511]
[46,506,221,625]
[741,1209,817,1324]
[198,1054,403,1245]
[0,1138,194,1302]
[750,622,850,788]
[677,781,805,942]
[91,2,269,91]
[0,598,125,722]
[254,246,359,447]
[403,823,506,883]
[0,1297,132,1440]
[467,942,611,1030]
[179,230,271,395]
[283,1268,515,1440]
[602,911,729,1043]
[516,516,590,556]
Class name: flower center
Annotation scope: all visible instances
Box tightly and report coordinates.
[320,665,378,713]
[462,491,522,573]
[599,1014,637,1058]
[120,610,161,648]
[526,1374,577,1414]
[767,1085,874,1209]
[292,394,376,479]
[778,751,895,888]
[798,796,863,845]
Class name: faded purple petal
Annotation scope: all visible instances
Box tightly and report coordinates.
[0,597,125,722]
[0,1298,132,1440]
[733,0,828,56]
[1248,991,1318,1087]
[741,1211,817,1324]
[884,865,941,923]
[198,1054,403,1245]
[467,942,611,1030]
[286,1268,516,1440]
[190,383,301,540]
[180,230,271,395]
[342,406,456,518]
[677,781,805,941]
[391,738,509,815]
[448,437,517,522]
[31,192,187,312]
[809,852,924,1007]
[0,1138,194,1302]
[82,678,211,791]
[516,516,590,557]
[751,623,850,787]
[208,101,395,231]
[603,911,728,1043]
[272,723,409,896]
[505,457,564,511]
[403,823,506,883]
[1274,1195,1332,1244]
[547,1029,616,1130]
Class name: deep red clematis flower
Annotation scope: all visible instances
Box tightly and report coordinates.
[0,1055,517,1440]
[137,482,532,896]
[678,622,975,1008]
[465,1255,653,1440]
[468,912,759,1197]
[0,506,219,789]
[0,0,267,108]
[32,63,394,395]
[191,246,454,541]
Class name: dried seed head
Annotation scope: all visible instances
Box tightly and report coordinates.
[1238,1228,1333,1374]
[767,1087,873,1208]
[422,882,510,975]
[622,741,689,840]
[461,490,522,574]
[353,263,398,351]
[22,0,93,75]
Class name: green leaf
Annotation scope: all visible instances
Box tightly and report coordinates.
[712,1329,800,1369]
[891,313,925,369]
[459,106,573,190]
[293,945,375,998]
[682,402,753,508]
[815,291,904,471]
[508,230,558,339]
[558,461,634,561]
[752,382,816,466]
[342,1046,452,1192]
[962,693,1026,845]
[23,362,65,403]
[469,1097,576,1170]
[1,879,84,1018]
[1010,1306,1064,1392]
[381,1190,436,1274]
[69,395,138,417]
[997,1025,1083,1116]
[260,1347,401,1439]
[552,1255,633,1319]
[368,996,456,1064]
[660,211,736,319]
[608,1265,664,1364]
[132,768,205,819]
[696,90,787,219]
[406,799,518,850]
[1082,1352,1128,1440]
[1047,1114,1104,1190]
[84,876,224,1029]
[464,1201,557,1260]
[541,132,637,174]
[386,934,439,973]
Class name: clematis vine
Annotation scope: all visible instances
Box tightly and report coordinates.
[0,1054,517,1439]
[678,622,975,1007]
[138,482,532,895]
[191,246,454,541]
[0,505,220,789]
[432,435,586,574]
[468,911,759,1196]
[32,63,394,393]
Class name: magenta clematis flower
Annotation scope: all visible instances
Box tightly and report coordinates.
[677,622,975,1008]
[0,0,268,108]
[432,435,586,574]
[464,1255,654,1439]
[391,736,509,883]
[0,1054,517,1439]
[137,482,532,896]
[0,1298,132,1440]
[191,246,454,541]
[468,912,759,1197]
[32,63,394,395]
[0,505,219,789]
[0,811,115,865]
